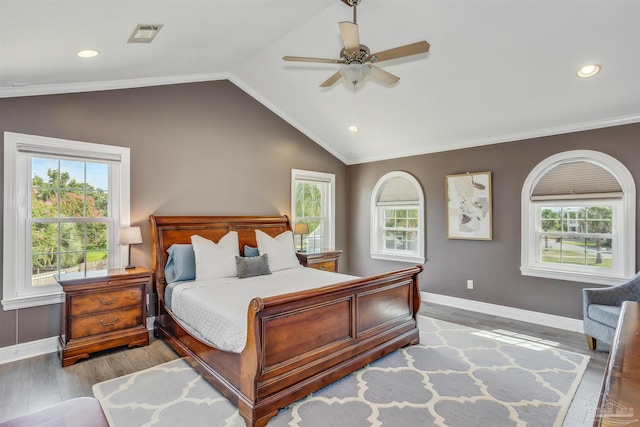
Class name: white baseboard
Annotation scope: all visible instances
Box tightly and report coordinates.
[421,292,584,333]
[0,336,59,365]
[0,317,157,365]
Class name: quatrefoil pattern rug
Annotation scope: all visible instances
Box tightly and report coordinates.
[93,317,589,427]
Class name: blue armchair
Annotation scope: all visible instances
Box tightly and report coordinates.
[582,271,640,350]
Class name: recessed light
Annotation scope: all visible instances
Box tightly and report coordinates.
[77,49,100,58]
[577,64,601,78]
[348,125,359,133]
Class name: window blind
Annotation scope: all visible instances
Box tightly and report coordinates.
[377,177,420,205]
[531,161,622,200]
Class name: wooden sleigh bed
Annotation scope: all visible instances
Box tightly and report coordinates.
[149,214,423,427]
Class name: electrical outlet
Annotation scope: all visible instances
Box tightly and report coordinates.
[467,280,474,289]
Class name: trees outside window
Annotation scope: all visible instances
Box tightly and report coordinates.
[31,159,110,287]
[291,169,335,252]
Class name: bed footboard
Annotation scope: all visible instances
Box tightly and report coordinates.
[238,265,422,427]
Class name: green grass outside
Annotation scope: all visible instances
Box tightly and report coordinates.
[541,249,612,268]
[86,251,108,262]
[560,239,611,250]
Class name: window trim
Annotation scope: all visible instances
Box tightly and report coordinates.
[3,132,131,310]
[370,171,425,264]
[291,169,335,250]
[520,150,635,286]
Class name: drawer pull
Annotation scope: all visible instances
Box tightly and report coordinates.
[99,296,118,305]
[320,265,327,271]
[100,318,118,327]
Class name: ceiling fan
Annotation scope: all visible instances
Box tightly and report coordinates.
[283,0,430,90]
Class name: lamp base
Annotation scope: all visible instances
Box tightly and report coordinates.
[124,264,135,270]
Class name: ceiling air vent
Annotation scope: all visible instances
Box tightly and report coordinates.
[128,24,163,43]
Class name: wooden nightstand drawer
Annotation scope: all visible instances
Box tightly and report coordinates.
[309,261,336,272]
[70,307,142,339]
[70,287,142,316]
[296,249,342,273]
[57,267,151,366]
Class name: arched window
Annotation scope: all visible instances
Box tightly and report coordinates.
[521,150,635,285]
[371,171,425,264]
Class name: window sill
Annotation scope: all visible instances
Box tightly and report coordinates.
[2,291,64,311]
[520,266,628,286]
[371,252,425,264]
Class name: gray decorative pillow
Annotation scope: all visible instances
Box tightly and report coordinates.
[236,254,272,279]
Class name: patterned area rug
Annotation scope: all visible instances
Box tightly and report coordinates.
[93,317,589,427]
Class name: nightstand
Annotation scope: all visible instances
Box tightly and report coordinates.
[296,249,343,273]
[56,267,150,366]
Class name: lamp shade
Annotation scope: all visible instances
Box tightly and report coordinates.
[118,227,143,245]
[294,223,309,235]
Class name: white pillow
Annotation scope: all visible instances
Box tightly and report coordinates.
[191,232,240,280]
[255,229,301,272]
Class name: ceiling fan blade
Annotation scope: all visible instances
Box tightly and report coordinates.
[339,21,360,55]
[369,66,400,85]
[368,40,430,63]
[283,56,342,64]
[319,71,343,88]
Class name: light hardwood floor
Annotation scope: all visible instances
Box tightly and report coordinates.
[0,303,608,426]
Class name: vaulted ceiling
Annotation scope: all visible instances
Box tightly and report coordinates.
[1,0,639,164]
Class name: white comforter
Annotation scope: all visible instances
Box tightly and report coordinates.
[169,267,358,353]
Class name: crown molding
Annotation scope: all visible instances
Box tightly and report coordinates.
[348,113,640,165]
[0,73,229,98]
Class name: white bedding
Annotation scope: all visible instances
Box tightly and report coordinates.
[168,267,359,353]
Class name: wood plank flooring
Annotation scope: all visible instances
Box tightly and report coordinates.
[0,303,609,426]
[0,338,178,422]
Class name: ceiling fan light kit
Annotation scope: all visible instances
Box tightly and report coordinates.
[283,0,430,90]
[340,63,371,86]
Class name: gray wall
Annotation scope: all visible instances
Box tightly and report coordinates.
[0,80,348,349]
[347,123,640,320]
[1,80,638,352]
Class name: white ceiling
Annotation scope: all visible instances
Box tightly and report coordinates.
[1,0,639,165]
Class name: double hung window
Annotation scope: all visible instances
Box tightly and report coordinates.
[291,169,335,252]
[3,132,130,310]
[536,203,616,269]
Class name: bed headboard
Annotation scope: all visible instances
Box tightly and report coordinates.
[148,215,291,292]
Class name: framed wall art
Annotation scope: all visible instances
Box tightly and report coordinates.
[446,171,492,240]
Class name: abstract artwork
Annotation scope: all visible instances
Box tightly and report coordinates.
[446,172,492,240]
